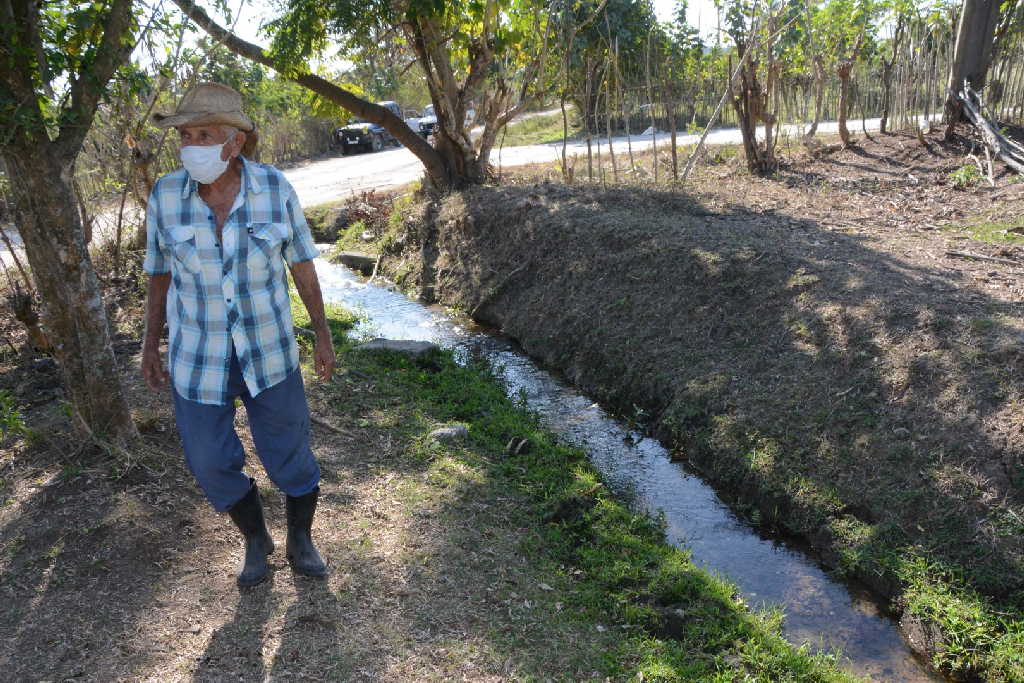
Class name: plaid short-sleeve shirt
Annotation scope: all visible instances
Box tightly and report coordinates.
[144,157,319,405]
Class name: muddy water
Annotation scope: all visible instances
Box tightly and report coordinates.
[315,255,941,681]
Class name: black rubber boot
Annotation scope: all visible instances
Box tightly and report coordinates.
[286,487,327,578]
[226,480,275,588]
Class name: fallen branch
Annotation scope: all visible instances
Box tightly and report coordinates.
[946,250,1022,267]
[969,152,985,177]
[310,415,354,437]
[955,82,1024,175]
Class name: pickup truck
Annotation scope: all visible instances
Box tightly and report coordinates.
[417,104,476,139]
[334,101,403,155]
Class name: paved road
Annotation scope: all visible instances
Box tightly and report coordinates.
[282,114,923,207]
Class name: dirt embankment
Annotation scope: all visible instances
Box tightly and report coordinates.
[379,137,1024,678]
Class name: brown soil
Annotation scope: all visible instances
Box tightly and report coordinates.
[392,130,1024,659]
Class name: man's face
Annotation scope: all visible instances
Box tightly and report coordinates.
[178,125,245,162]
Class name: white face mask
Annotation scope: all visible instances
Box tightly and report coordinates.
[180,139,232,184]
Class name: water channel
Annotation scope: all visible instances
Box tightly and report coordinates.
[314,253,941,681]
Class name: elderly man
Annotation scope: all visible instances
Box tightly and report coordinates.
[142,82,334,588]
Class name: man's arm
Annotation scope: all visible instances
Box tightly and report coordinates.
[142,273,172,391]
[289,259,336,381]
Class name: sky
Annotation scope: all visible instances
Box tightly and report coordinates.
[654,0,721,41]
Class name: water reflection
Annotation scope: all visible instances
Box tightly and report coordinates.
[315,255,939,681]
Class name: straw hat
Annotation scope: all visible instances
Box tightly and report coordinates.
[153,82,254,132]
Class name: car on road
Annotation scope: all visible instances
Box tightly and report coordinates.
[403,109,421,132]
[417,104,437,138]
[334,100,403,155]
[417,104,477,140]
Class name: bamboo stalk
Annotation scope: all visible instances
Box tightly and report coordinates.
[604,57,617,184]
[645,29,657,183]
[614,40,634,171]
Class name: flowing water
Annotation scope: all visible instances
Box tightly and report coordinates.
[315,254,942,681]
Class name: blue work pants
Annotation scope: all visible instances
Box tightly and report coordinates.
[172,352,321,511]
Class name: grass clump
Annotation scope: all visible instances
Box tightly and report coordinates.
[331,218,368,253]
[498,110,583,147]
[962,221,1024,245]
[947,163,984,188]
[0,390,29,441]
[942,215,1024,244]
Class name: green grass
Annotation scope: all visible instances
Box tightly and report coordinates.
[952,220,1024,245]
[329,218,369,254]
[497,110,583,147]
[294,297,857,681]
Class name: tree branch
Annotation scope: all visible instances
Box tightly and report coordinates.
[0,0,52,147]
[55,0,135,158]
[169,0,449,186]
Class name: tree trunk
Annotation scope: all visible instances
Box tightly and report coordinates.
[880,62,893,134]
[880,16,906,135]
[1,0,138,443]
[3,147,137,441]
[837,28,866,149]
[802,0,823,138]
[945,0,1002,135]
[838,60,854,147]
[808,58,824,136]
[731,53,775,174]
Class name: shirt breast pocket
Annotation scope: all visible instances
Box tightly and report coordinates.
[166,225,200,274]
[246,222,289,272]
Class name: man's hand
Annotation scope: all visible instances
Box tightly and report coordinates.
[142,273,172,392]
[313,332,336,381]
[142,346,170,391]
[290,259,336,382]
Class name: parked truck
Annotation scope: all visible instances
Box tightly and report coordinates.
[333,101,403,155]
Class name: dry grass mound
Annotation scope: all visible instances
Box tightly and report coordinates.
[422,161,1024,676]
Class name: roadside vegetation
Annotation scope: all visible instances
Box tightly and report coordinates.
[494,109,585,148]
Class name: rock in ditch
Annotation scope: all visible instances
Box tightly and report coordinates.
[354,338,440,357]
[335,251,378,275]
[429,425,469,442]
